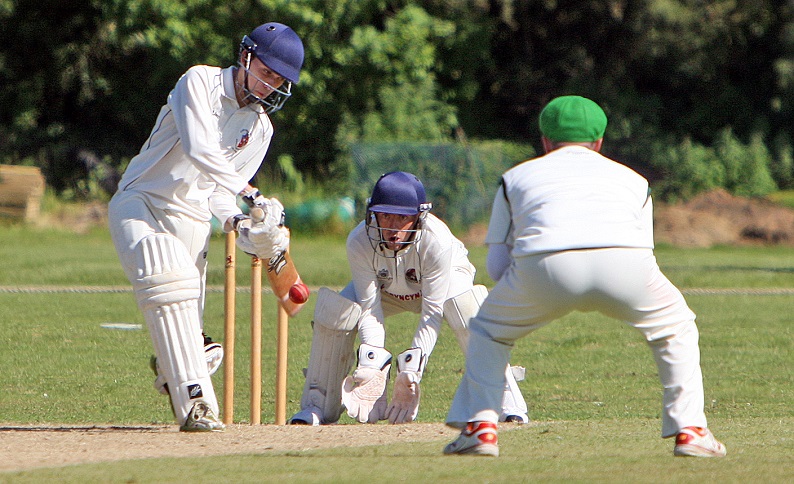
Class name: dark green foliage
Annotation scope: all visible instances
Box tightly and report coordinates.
[1,0,793,203]
[649,128,777,202]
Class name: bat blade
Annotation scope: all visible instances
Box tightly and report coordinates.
[265,249,308,317]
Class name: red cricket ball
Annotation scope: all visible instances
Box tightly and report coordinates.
[288,282,310,304]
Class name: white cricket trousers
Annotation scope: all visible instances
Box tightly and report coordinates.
[446,247,708,438]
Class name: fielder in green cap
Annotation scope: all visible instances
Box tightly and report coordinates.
[443,95,727,459]
[539,95,607,142]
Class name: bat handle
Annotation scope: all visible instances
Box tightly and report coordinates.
[250,206,265,223]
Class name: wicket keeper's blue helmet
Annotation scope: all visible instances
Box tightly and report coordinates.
[367,171,432,216]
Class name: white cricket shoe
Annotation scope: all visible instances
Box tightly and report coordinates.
[289,406,322,426]
[180,401,225,432]
[443,421,499,457]
[673,427,727,457]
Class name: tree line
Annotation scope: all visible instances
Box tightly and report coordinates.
[1,0,792,202]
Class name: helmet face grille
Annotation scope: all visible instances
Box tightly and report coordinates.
[364,171,430,258]
[236,57,293,113]
[365,213,424,258]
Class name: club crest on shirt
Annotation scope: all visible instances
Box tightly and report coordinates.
[376,268,391,282]
[405,268,419,283]
[235,129,250,151]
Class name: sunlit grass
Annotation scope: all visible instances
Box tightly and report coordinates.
[1,221,793,481]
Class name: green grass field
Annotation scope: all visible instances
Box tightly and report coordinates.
[1,224,793,481]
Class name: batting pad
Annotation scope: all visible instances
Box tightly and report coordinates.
[133,234,218,425]
[442,284,489,350]
[300,287,361,423]
[133,233,201,310]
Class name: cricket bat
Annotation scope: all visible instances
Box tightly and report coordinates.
[248,203,310,317]
[263,246,308,317]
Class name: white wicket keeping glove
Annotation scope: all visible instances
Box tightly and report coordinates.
[385,348,426,424]
[203,334,224,376]
[341,344,392,424]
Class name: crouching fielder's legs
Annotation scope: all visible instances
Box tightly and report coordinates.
[133,234,223,431]
[444,285,529,424]
[290,287,360,425]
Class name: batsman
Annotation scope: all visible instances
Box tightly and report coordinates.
[290,172,529,426]
[108,22,304,431]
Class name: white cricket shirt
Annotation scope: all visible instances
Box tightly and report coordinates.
[346,213,474,355]
[116,65,273,225]
[486,145,654,256]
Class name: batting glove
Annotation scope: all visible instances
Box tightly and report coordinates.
[241,186,267,209]
[246,224,289,260]
[385,348,426,424]
[341,344,392,424]
[230,213,252,231]
[236,224,290,260]
[242,188,286,226]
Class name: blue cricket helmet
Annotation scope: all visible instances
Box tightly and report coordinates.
[367,172,432,216]
[246,22,304,84]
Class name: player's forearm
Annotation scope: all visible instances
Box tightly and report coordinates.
[410,319,440,358]
[486,243,512,281]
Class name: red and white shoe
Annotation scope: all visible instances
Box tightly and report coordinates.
[673,427,727,457]
[443,421,499,457]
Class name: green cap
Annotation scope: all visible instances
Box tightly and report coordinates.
[539,95,607,142]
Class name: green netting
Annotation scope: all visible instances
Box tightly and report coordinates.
[349,141,532,228]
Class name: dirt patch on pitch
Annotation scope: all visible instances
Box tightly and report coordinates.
[0,423,458,472]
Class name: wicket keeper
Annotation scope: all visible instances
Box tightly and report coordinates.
[290,172,529,426]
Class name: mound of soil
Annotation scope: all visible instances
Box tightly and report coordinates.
[653,189,794,247]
